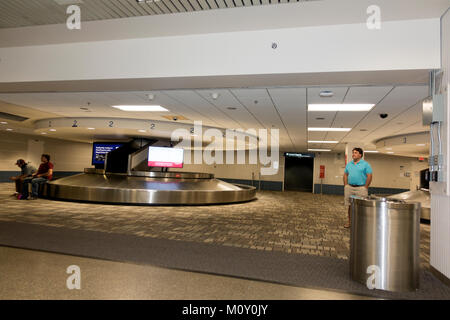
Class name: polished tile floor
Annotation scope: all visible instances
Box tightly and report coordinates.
[0,246,374,300]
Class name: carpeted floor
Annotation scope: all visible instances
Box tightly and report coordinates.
[0,221,448,300]
[0,183,443,299]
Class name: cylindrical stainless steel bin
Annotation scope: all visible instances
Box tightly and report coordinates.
[349,196,421,292]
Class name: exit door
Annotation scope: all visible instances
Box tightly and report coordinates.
[284,154,314,192]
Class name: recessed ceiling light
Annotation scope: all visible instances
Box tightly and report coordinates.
[41,132,47,135]
[308,149,331,152]
[387,151,394,154]
[138,129,146,133]
[386,147,392,150]
[364,150,379,153]
[308,104,375,111]
[87,128,95,130]
[416,144,426,146]
[308,128,351,132]
[308,140,338,144]
[6,128,13,131]
[0,121,7,124]
[49,129,57,132]
[112,105,168,112]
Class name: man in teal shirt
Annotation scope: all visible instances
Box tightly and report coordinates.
[343,148,373,228]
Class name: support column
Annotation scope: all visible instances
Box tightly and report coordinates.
[430,8,450,284]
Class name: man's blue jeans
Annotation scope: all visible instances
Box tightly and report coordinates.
[22,177,48,198]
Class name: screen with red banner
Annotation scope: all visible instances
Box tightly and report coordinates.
[148,147,184,168]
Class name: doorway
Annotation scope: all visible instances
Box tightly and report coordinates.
[284,153,314,192]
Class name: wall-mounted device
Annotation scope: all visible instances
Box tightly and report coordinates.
[423,70,447,195]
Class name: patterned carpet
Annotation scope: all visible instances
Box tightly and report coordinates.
[0,183,431,270]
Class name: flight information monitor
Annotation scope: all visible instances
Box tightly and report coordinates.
[148,147,184,168]
[92,142,124,165]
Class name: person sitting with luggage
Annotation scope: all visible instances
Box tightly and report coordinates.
[21,154,54,200]
[10,159,36,199]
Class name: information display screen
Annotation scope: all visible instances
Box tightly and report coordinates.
[148,147,184,168]
[92,143,124,165]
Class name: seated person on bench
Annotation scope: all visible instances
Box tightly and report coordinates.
[22,154,54,200]
[10,159,36,199]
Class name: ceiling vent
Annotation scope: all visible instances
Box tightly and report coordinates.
[0,111,28,122]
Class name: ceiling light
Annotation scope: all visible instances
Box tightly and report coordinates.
[138,129,146,133]
[0,121,7,124]
[364,151,379,153]
[308,104,375,111]
[211,93,220,100]
[112,105,168,112]
[147,94,155,101]
[308,128,351,132]
[87,128,95,130]
[308,149,331,152]
[416,144,426,146]
[385,147,392,150]
[49,129,56,132]
[308,140,338,144]
[41,132,47,135]
[6,128,13,131]
[387,151,394,154]
[319,90,334,98]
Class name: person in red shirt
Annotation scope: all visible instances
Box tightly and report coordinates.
[21,154,54,200]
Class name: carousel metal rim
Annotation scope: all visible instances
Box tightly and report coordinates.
[44,186,257,205]
[84,168,214,179]
[44,173,256,205]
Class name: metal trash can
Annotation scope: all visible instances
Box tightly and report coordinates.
[349,196,421,292]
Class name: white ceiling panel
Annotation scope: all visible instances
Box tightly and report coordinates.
[343,86,393,104]
[195,89,264,130]
[160,90,237,128]
[340,85,428,142]
[307,131,328,140]
[307,111,335,128]
[230,88,294,150]
[328,112,367,129]
[267,88,307,152]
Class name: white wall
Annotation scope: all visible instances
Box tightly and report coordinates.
[312,152,427,190]
[0,132,91,172]
[177,150,285,183]
[0,19,440,83]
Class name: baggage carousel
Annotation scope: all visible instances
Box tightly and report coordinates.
[44,168,257,205]
[389,189,430,220]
